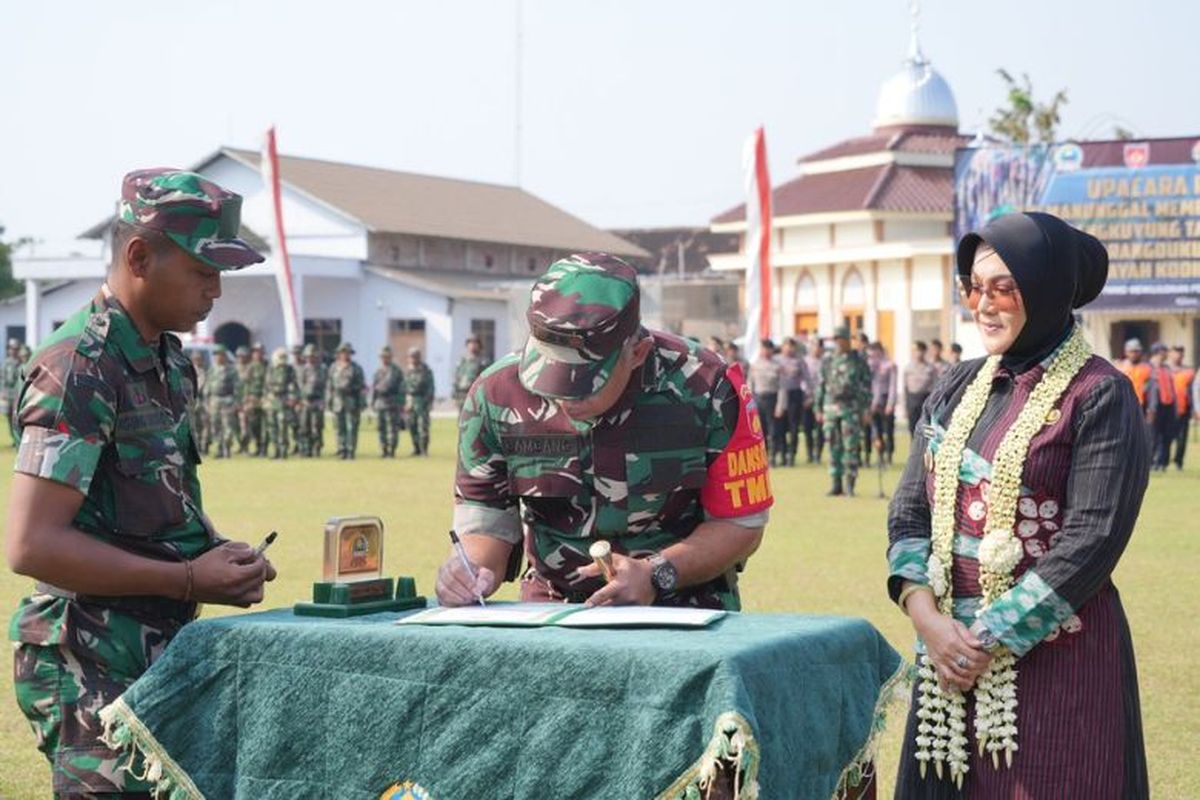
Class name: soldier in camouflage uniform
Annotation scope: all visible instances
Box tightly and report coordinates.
[453,334,490,408]
[205,344,242,458]
[6,168,275,797]
[404,347,435,456]
[241,343,268,456]
[814,325,872,497]
[189,351,210,455]
[4,337,23,447]
[265,347,300,459]
[327,341,365,459]
[297,344,327,457]
[288,345,304,453]
[437,253,773,611]
[233,345,252,453]
[371,345,405,458]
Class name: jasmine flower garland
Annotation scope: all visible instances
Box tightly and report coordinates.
[916,326,1091,787]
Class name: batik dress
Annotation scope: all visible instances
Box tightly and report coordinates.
[887,350,1150,799]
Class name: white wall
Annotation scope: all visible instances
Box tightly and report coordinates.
[780,224,828,252]
[884,219,946,241]
[200,157,368,261]
[833,220,874,247]
[911,256,946,310]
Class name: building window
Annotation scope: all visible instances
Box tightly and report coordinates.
[4,325,24,346]
[388,318,427,361]
[304,318,342,354]
[484,253,495,269]
[471,318,496,362]
[527,257,538,272]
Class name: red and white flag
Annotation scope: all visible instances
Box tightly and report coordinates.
[741,127,772,363]
[261,126,301,348]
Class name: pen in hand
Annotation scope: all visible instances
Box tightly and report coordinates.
[254,531,278,558]
[448,530,487,608]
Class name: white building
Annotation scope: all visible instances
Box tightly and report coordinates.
[708,25,969,385]
[6,147,646,396]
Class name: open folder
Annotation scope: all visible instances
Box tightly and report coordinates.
[396,602,726,629]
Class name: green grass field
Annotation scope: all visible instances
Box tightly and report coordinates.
[1,418,1197,799]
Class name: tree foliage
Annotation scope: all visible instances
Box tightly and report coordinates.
[0,225,26,300]
[988,69,1069,146]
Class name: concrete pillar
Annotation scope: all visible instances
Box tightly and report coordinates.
[24,279,41,348]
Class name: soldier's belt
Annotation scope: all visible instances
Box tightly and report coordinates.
[35,581,197,625]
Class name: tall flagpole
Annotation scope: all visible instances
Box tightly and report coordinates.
[741,127,772,364]
[261,126,301,348]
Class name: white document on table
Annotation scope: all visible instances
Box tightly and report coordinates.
[396,602,724,628]
[553,605,725,628]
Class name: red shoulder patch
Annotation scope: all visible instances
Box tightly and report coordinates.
[700,363,774,518]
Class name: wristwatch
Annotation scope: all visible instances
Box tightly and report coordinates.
[647,554,678,598]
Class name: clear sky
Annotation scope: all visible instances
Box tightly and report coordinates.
[2,0,1198,246]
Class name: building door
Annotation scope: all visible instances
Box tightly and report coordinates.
[793,312,818,337]
[215,321,251,352]
[389,319,426,362]
[876,310,895,357]
[842,310,865,337]
[1109,320,1159,360]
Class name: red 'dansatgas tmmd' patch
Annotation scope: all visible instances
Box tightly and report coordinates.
[700,363,774,518]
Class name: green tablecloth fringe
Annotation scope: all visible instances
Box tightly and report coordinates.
[831,659,914,800]
[99,697,205,800]
[656,711,762,800]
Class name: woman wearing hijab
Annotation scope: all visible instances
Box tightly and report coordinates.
[886,212,1150,798]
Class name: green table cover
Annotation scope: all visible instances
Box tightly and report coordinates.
[99,608,903,800]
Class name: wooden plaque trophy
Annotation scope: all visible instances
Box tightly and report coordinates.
[293,515,425,617]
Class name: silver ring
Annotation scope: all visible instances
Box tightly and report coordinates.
[955,655,969,669]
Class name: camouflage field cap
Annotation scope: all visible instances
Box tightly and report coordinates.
[832,325,852,340]
[213,344,228,356]
[519,252,641,400]
[336,342,354,354]
[235,345,250,357]
[119,168,265,271]
[272,346,289,363]
[380,345,392,357]
[302,344,317,356]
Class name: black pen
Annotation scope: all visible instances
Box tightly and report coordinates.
[254,531,278,557]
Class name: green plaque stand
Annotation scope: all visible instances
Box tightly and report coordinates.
[294,575,425,618]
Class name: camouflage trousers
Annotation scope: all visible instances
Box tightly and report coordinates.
[407,405,431,455]
[12,607,179,796]
[822,410,864,479]
[240,402,266,455]
[191,404,210,454]
[300,402,324,456]
[375,404,403,456]
[266,406,296,458]
[207,399,240,457]
[334,409,361,458]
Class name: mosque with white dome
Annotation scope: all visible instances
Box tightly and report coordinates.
[709,14,972,381]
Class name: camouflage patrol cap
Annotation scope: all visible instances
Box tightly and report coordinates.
[302,344,317,356]
[213,344,228,355]
[235,345,250,357]
[407,346,421,358]
[380,346,392,357]
[272,347,289,363]
[251,342,265,352]
[119,168,264,271]
[336,342,354,354]
[519,252,642,400]
[832,325,851,340]
[6,338,18,350]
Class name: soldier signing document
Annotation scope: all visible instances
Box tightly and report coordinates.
[437,253,773,610]
[5,169,276,796]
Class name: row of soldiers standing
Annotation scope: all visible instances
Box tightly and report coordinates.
[194,341,437,460]
[2,339,32,448]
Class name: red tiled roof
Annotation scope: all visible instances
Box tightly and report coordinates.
[870,165,954,213]
[712,164,952,223]
[797,128,968,163]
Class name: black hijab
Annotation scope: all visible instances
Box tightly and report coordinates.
[956,212,1108,372]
